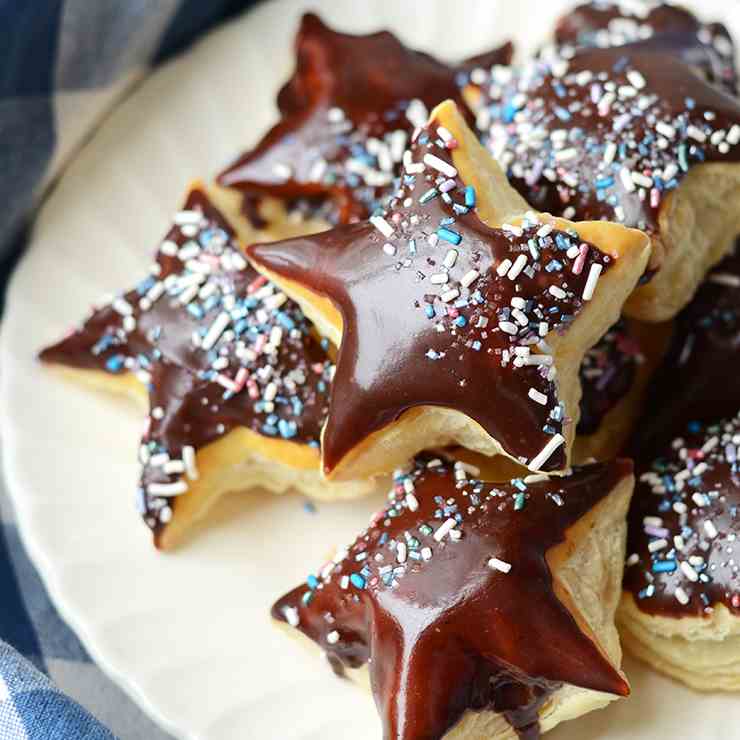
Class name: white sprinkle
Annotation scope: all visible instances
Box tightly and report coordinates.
[507,254,528,280]
[537,224,553,238]
[397,542,407,563]
[263,292,287,311]
[434,518,457,542]
[406,493,419,512]
[421,547,432,561]
[460,269,480,288]
[174,210,202,225]
[112,298,133,316]
[539,322,549,337]
[727,124,740,145]
[284,607,300,627]
[272,162,293,180]
[528,388,548,405]
[430,273,449,285]
[619,167,636,192]
[264,382,278,402]
[674,587,690,605]
[151,406,164,420]
[603,142,617,164]
[382,242,396,256]
[496,259,513,277]
[692,492,707,507]
[632,172,653,188]
[326,630,340,645]
[680,561,699,582]
[148,481,188,497]
[582,264,603,301]
[441,288,460,303]
[555,147,578,162]
[182,446,198,480]
[423,153,457,178]
[443,249,458,268]
[648,538,668,553]
[163,460,185,475]
[626,69,646,89]
[674,535,684,549]
[201,312,231,351]
[655,121,676,139]
[704,520,718,539]
[626,553,640,567]
[487,557,512,574]
[370,215,394,238]
[512,308,529,327]
[160,239,179,256]
[528,434,565,471]
[499,321,519,335]
[709,272,740,287]
[549,285,566,299]
[687,125,707,143]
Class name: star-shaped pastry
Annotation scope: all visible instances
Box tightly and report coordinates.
[273,454,633,739]
[550,1,737,93]
[464,31,740,321]
[40,183,375,549]
[216,12,513,232]
[631,240,740,458]
[247,100,650,479]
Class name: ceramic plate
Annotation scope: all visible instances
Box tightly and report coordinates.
[3,1,739,737]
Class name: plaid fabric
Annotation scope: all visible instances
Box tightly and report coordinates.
[0,1,259,737]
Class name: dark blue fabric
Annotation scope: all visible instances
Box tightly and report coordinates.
[13,690,115,739]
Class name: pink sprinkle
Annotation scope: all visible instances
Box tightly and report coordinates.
[254,334,267,353]
[216,374,238,392]
[573,244,589,275]
[248,275,267,294]
[447,138,458,149]
[447,307,460,318]
[203,254,221,267]
[312,362,325,374]
[392,212,403,224]
[246,379,259,399]
[234,367,249,391]
[732,593,740,609]
[644,525,670,538]
[439,179,457,193]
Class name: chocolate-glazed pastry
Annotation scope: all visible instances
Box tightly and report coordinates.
[247,100,650,479]
[273,454,633,739]
[618,412,740,690]
[40,183,376,549]
[551,1,737,93]
[216,13,513,230]
[632,242,740,459]
[464,34,740,321]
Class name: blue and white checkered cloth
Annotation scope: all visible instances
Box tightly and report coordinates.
[0,2,259,737]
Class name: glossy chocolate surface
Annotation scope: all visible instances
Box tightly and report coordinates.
[578,319,643,436]
[249,120,615,473]
[273,455,631,739]
[217,13,512,227]
[466,37,740,249]
[40,187,332,543]
[625,414,740,618]
[553,1,737,93]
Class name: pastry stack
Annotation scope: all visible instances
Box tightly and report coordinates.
[39,3,740,738]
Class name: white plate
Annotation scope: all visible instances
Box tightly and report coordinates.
[3,1,740,738]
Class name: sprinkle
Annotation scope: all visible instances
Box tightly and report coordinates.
[383,242,396,256]
[183,446,198,480]
[626,69,646,89]
[423,153,457,178]
[147,481,188,497]
[421,547,432,561]
[619,167,636,193]
[283,607,300,627]
[687,125,707,143]
[350,573,366,589]
[656,122,676,139]
[549,285,566,299]
[370,215,394,238]
[201,312,230,351]
[437,227,462,246]
[440,288,460,303]
[396,542,407,563]
[443,249,458,268]
[460,269,479,288]
[528,388,548,405]
[496,259,513,277]
[507,254,528,280]
[680,561,699,582]
[499,321,519,335]
[433,518,457,542]
[603,142,617,164]
[406,493,419,512]
[464,186,476,208]
[112,298,133,316]
[674,587,690,606]
[704,520,718,538]
[528,434,565,471]
[326,630,340,645]
[487,557,512,574]
[648,538,668,553]
[582,263,603,301]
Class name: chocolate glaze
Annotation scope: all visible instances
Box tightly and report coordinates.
[578,319,643,436]
[466,38,740,259]
[217,13,512,227]
[273,455,631,739]
[625,414,740,618]
[40,186,332,544]
[552,1,737,93]
[631,243,740,459]
[249,120,615,473]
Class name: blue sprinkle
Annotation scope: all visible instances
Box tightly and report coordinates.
[301,591,313,606]
[464,186,476,208]
[303,500,316,514]
[514,493,526,511]
[187,304,205,320]
[307,575,319,589]
[652,560,677,573]
[350,573,366,589]
[276,312,296,330]
[454,316,467,328]
[472,340,482,351]
[105,354,125,373]
[425,304,435,319]
[437,227,462,246]
[278,419,298,439]
[595,176,614,189]
[420,188,438,204]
